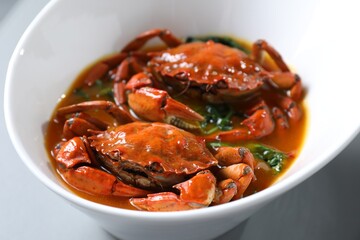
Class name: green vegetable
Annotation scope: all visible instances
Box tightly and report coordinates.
[248,143,287,173]
[98,87,114,99]
[73,88,90,100]
[185,35,250,54]
[73,79,114,101]
[207,141,230,150]
[200,104,234,134]
[95,80,114,99]
[94,79,104,88]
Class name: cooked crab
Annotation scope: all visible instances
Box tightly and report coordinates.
[80,29,302,141]
[54,121,255,211]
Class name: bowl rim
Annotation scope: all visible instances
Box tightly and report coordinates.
[4,0,360,219]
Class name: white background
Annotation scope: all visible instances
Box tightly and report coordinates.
[1,1,359,239]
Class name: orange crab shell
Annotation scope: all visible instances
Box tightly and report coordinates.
[88,122,218,175]
[149,41,266,99]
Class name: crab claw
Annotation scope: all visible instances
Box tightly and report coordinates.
[214,146,255,170]
[212,147,255,203]
[205,100,274,142]
[130,171,216,211]
[272,107,289,130]
[270,73,303,102]
[127,86,204,124]
[55,137,150,197]
[275,94,302,121]
[62,166,151,197]
[55,137,92,168]
[217,163,254,200]
[62,112,108,140]
[212,179,238,205]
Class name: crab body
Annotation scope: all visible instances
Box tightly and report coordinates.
[54,121,255,211]
[148,40,266,103]
[81,29,302,141]
[88,122,217,189]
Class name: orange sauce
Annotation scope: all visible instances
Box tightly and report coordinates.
[44,37,308,210]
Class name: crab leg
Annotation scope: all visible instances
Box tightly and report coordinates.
[114,81,127,105]
[205,100,274,142]
[130,171,216,211]
[289,76,303,101]
[84,52,128,86]
[217,163,255,200]
[112,52,156,102]
[275,94,302,121]
[57,100,135,124]
[121,29,182,53]
[112,57,131,105]
[56,137,150,197]
[84,29,181,101]
[270,73,303,102]
[252,40,290,72]
[83,33,156,86]
[272,107,289,130]
[252,40,303,100]
[62,112,108,140]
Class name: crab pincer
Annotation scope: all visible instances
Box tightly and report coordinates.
[212,179,238,205]
[217,163,254,200]
[205,100,275,142]
[130,171,216,211]
[126,85,204,124]
[214,146,255,169]
[62,112,108,140]
[55,137,151,197]
[213,147,256,201]
[53,111,257,210]
[130,164,255,211]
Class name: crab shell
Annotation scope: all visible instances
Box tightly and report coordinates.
[88,122,218,189]
[149,41,266,103]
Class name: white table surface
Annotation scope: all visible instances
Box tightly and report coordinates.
[1,1,360,239]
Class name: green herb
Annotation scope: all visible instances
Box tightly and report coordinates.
[247,143,287,173]
[95,79,104,88]
[207,141,230,150]
[98,87,114,99]
[94,79,113,99]
[200,104,234,134]
[185,35,250,54]
[73,88,90,100]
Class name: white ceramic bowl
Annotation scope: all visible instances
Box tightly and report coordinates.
[4,0,360,239]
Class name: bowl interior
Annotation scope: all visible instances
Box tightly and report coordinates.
[5,0,360,215]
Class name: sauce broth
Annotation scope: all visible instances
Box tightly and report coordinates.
[45,36,307,210]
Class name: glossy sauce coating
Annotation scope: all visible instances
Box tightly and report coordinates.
[45,37,308,210]
[152,41,262,89]
[89,122,217,174]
